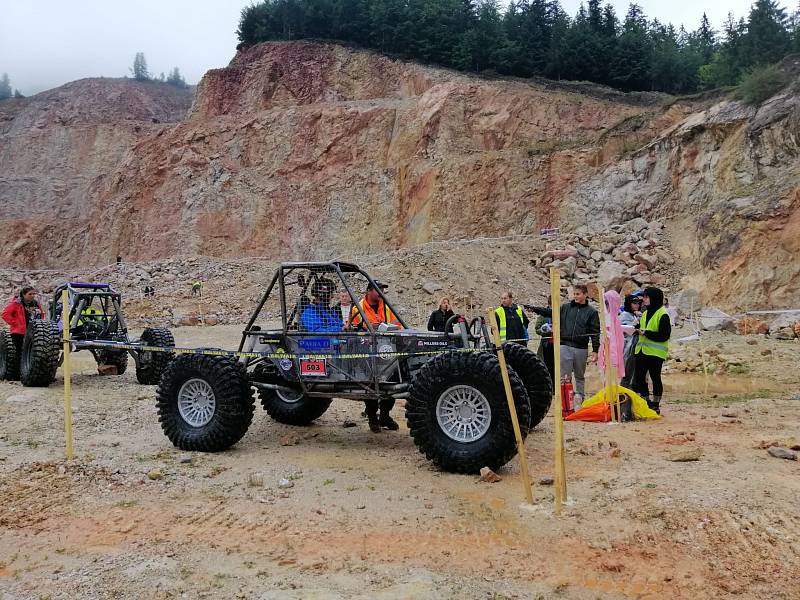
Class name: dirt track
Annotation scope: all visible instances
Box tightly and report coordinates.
[1,325,799,599]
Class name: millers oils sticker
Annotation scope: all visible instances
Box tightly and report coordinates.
[299,358,327,377]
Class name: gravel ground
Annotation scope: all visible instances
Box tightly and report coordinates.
[1,326,798,599]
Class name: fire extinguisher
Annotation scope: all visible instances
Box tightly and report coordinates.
[561,375,575,418]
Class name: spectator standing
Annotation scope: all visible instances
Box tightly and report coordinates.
[427,297,455,333]
[349,280,401,432]
[494,291,529,346]
[619,293,642,389]
[528,284,599,407]
[337,289,352,325]
[191,280,202,297]
[534,297,555,391]
[633,287,671,415]
[2,287,45,360]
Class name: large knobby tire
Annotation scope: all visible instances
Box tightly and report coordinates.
[0,329,20,381]
[501,342,553,430]
[156,354,255,452]
[406,350,531,474]
[20,320,61,387]
[136,327,175,385]
[95,332,129,375]
[254,362,331,425]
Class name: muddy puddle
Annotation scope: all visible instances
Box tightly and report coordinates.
[584,370,777,397]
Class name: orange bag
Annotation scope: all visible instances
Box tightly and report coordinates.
[565,402,611,422]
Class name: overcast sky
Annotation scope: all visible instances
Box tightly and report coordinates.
[0,0,794,96]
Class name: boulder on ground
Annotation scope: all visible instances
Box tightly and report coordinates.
[698,307,736,332]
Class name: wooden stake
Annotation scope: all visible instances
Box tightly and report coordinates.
[487,309,534,505]
[550,268,567,512]
[61,289,74,460]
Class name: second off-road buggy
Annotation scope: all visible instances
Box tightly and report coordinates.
[155,262,552,474]
[0,282,175,387]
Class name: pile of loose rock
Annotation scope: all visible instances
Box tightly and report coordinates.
[530,217,678,295]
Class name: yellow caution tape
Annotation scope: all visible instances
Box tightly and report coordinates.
[72,339,514,361]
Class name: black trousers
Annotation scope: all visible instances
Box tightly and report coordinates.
[633,353,664,398]
[541,342,555,392]
[11,333,23,356]
[365,398,395,419]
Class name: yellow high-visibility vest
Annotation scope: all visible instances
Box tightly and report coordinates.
[635,306,669,359]
[495,305,525,342]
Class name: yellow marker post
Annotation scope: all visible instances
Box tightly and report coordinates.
[61,289,74,460]
[550,268,567,513]
[487,308,534,505]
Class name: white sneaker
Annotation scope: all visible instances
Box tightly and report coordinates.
[572,393,584,409]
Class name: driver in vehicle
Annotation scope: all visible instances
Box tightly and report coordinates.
[349,280,401,433]
[300,279,342,332]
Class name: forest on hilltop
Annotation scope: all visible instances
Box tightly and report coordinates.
[237,0,800,95]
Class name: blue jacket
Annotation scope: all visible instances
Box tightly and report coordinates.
[301,304,342,332]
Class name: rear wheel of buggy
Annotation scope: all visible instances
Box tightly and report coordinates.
[20,321,61,387]
[156,354,254,452]
[254,362,331,425]
[94,332,129,375]
[406,350,531,474]
[501,342,553,431]
[0,329,20,381]
[136,327,174,385]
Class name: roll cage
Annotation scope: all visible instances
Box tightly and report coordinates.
[49,282,129,340]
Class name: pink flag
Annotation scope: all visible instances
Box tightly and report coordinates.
[598,289,625,378]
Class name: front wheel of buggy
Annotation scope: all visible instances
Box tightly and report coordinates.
[0,329,20,381]
[406,350,531,474]
[136,327,174,385]
[156,354,255,452]
[20,321,61,387]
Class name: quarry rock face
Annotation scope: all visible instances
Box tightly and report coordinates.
[0,41,798,311]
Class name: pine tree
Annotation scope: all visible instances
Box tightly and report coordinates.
[544,1,570,80]
[695,13,717,63]
[745,0,791,66]
[611,4,651,91]
[0,73,11,100]
[131,52,151,81]
[166,67,188,88]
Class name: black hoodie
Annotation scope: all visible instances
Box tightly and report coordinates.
[641,287,671,343]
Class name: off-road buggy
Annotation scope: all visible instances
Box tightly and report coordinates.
[0,282,175,387]
[156,262,552,474]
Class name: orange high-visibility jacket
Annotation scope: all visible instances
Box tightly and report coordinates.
[349,298,401,329]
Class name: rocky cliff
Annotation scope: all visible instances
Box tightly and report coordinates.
[0,42,798,310]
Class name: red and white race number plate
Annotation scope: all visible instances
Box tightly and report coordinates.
[299,358,327,377]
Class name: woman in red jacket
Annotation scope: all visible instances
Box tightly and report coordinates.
[2,287,45,356]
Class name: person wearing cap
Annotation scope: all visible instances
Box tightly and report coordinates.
[349,280,401,432]
[348,280,401,330]
[619,293,642,390]
[633,286,671,414]
[300,279,342,332]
